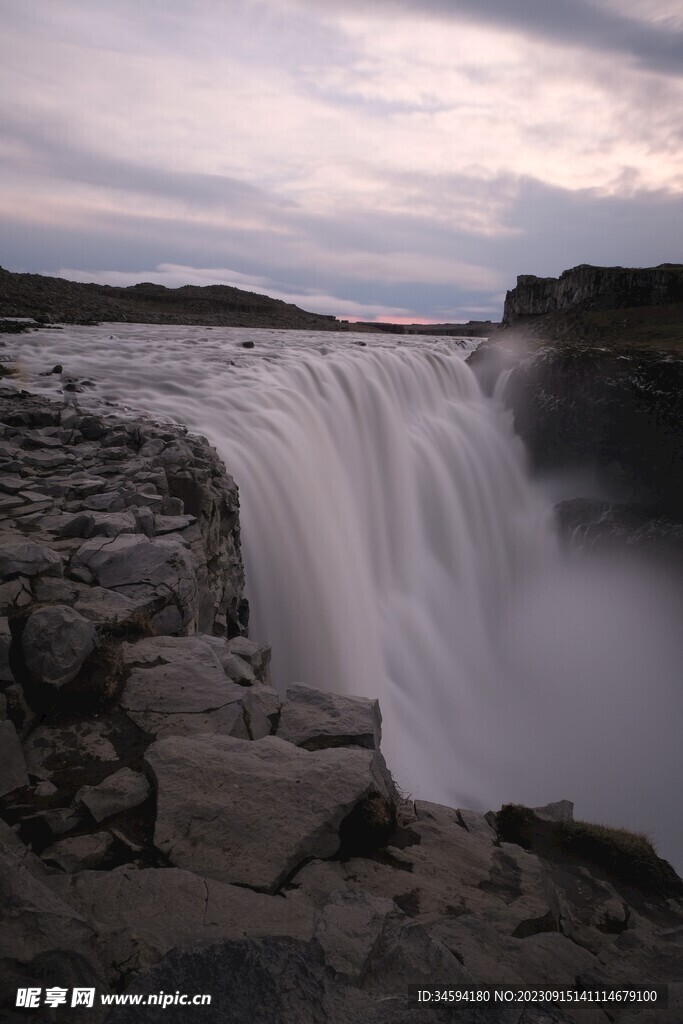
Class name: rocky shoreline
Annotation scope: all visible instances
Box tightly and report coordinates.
[1,385,682,1023]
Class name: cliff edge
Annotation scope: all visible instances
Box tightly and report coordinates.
[1,385,681,1023]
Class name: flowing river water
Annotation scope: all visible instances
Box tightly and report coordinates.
[8,325,683,870]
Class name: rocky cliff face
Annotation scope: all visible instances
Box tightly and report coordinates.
[1,388,682,1023]
[503,264,683,323]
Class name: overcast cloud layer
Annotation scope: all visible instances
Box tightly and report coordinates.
[1,0,682,321]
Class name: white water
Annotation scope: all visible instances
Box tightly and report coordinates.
[7,325,683,870]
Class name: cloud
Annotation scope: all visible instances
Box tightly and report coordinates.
[53,263,426,322]
[1,0,682,322]
[286,0,683,76]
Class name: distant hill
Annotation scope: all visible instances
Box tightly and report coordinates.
[0,267,342,330]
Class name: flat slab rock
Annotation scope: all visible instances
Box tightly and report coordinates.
[276,682,381,750]
[49,867,316,982]
[120,635,268,738]
[145,734,394,893]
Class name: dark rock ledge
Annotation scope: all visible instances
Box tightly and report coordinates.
[1,388,682,1024]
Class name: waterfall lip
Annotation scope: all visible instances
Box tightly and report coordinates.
[8,322,683,875]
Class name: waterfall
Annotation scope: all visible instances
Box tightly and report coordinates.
[12,325,683,868]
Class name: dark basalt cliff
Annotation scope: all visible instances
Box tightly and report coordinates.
[471,263,683,551]
[503,263,683,323]
[2,386,681,1024]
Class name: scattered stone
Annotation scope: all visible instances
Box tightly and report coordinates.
[22,604,96,688]
[76,767,151,823]
[0,719,30,796]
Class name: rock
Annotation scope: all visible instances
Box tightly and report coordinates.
[120,636,250,737]
[226,636,271,684]
[42,832,115,872]
[20,807,85,847]
[0,719,30,796]
[145,734,395,893]
[0,613,13,682]
[24,715,123,779]
[103,936,466,1024]
[0,834,106,1010]
[71,534,199,631]
[0,537,63,578]
[48,867,316,983]
[532,799,574,823]
[277,683,381,750]
[76,767,151,823]
[313,889,400,981]
[57,510,138,538]
[503,263,683,323]
[34,781,57,798]
[22,604,96,688]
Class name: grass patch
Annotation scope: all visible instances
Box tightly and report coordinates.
[494,803,683,900]
[558,820,682,900]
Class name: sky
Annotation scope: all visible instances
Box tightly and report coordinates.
[1,0,682,323]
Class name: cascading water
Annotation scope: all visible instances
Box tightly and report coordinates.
[10,324,683,870]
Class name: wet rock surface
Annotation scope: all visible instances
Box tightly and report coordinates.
[1,388,681,1024]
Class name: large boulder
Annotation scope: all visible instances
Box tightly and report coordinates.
[145,734,395,893]
[22,604,96,688]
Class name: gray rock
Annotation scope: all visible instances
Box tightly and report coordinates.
[84,490,126,512]
[103,936,466,1024]
[0,719,30,796]
[0,613,13,682]
[532,799,574,823]
[226,636,271,684]
[153,513,195,534]
[42,832,114,872]
[21,807,85,845]
[0,835,106,1008]
[24,717,121,777]
[23,604,96,688]
[245,684,281,726]
[72,534,198,629]
[0,537,63,578]
[34,780,58,798]
[0,576,33,612]
[77,767,151,823]
[49,867,316,983]
[22,449,74,469]
[313,889,400,981]
[277,683,381,750]
[145,734,395,893]
[121,636,249,737]
[57,510,138,539]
